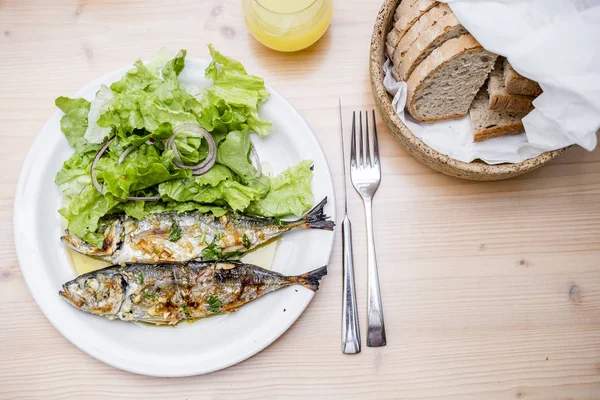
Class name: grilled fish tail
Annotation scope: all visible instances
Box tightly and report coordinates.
[296,197,335,231]
[290,265,328,291]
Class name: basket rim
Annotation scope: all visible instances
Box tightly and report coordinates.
[369,0,569,180]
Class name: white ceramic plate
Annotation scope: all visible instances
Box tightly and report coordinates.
[14,59,335,377]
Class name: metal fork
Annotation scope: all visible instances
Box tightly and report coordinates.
[350,110,387,347]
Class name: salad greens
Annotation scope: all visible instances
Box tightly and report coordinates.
[56,46,314,248]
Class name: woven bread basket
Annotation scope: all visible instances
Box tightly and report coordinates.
[369,0,569,181]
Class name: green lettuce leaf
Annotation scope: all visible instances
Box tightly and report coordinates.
[55,47,312,245]
[158,164,261,211]
[216,131,256,181]
[216,130,270,197]
[55,150,96,198]
[97,144,190,199]
[55,97,91,148]
[84,85,114,144]
[204,45,272,136]
[100,51,204,135]
[59,186,120,248]
[205,45,269,102]
[110,60,158,94]
[247,160,314,217]
[116,199,227,220]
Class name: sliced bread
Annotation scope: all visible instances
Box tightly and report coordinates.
[391,4,452,69]
[386,0,438,58]
[386,42,396,61]
[504,59,542,96]
[488,59,535,114]
[406,34,498,123]
[470,88,525,142]
[386,31,400,59]
[395,0,435,21]
[394,7,467,81]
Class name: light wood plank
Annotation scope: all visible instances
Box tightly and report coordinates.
[1,0,599,398]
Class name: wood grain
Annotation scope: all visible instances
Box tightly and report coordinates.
[1,0,599,399]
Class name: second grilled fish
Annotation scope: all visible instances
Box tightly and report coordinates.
[59,261,327,325]
[62,197,334,265]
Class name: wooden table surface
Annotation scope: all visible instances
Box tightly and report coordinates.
[2,0,600,399]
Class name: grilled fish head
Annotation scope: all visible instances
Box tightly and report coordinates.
[59,267,125,318]
[61,218,123,260]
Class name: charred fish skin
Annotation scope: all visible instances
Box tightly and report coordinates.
[59,261,327,325]
[62,197,334,264]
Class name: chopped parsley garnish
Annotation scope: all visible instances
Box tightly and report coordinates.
[201,234,225,260]
[202,242,222,260]
[143,290,150,298]
[137,272,144,285]
[168,222,182,242]
[242,233,251,248]
[181,303,190,317]
[207,296,221,313]
[274,216,284,226]
[153,294,159,302]
[196,232,207,244]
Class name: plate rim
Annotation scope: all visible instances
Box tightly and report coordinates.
[13,58,337,377]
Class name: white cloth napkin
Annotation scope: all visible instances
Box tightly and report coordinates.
[383,0,600,164]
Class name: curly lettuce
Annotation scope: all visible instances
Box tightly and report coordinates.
[55,46,313,244]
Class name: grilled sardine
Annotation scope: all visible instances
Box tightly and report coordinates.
[59,261,327,325]
[62,197,334,264]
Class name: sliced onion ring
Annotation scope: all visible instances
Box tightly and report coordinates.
[91,136,115,195]
[118,145,136,165]
[168,123,217,175]
[125,196,161,201]
[91,136,160,201]
[250,146,262,178]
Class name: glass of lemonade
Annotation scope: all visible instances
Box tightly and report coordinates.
[242,0,333,52]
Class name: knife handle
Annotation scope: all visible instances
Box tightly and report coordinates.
[341,215,361,354]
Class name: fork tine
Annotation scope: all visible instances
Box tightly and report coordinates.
[372,110,380,166]
[350,111,356,167]
[364,110,372,167]
[359,111,364,167]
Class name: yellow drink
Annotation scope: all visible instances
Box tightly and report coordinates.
[243,0,333,52]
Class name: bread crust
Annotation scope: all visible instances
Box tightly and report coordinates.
[473,122,524,142]
[386,0,437,58]
[415,112,469,123]
[386,31,400,58]
[488,93,534,114]
[386,41,396,59]
[504,62,542,96]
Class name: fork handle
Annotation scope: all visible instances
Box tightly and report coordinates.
[364,199,387,347]
[341,215,361,354]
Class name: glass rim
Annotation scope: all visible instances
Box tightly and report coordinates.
[254,0,320,15]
